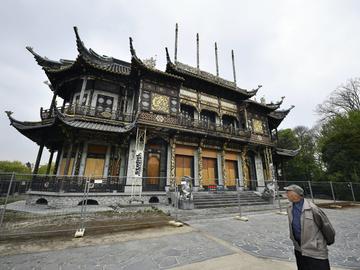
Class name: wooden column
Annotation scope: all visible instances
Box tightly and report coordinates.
[46,150,54,175]
[198,141,203,188]
[240,146,249,189]
[221,148,226,186]
[33,143,44,175]
[53,148,62,175]
[63,143,73,176]
[170,138,176,187]
[61,99,66,113]
[78,77,88,105]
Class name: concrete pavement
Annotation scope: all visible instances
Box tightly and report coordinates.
[0,206,359,269]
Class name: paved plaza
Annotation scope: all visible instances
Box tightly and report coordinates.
[0,207,359,269]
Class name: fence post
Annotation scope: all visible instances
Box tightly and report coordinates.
[235,178,248,221]
[308,181,314,203]
[349,182,356,202]
[329,181,336,203]
[275,179,283,212]
[0,172,15,233]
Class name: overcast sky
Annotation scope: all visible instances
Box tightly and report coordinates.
[1,0,360,164]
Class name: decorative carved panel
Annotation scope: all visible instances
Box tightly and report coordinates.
[252,119,264,134]
[151,93,170,114]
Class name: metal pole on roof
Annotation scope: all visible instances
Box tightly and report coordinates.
[174,23,178,62]
[215,42,219,77]
[231,50,237,85]
[196,33,200,69]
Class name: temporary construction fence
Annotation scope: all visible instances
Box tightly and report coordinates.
[0,172,359,241]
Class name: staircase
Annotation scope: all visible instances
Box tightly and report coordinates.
[193,191,270,209]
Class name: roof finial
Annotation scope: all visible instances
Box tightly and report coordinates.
[165,47,171,63]
[196,33,200,69]
[174,23,178,63]
[129,37,136,56]
[231,50,237,85]
[215,42,219,77]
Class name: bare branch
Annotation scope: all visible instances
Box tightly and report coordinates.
[316,78,360,120]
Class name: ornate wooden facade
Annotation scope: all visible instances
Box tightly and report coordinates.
[6,27,296,192]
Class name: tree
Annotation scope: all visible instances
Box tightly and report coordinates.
[278,126,323,182]
[318,111,360,182]
[316,78,360,120]
[37,163,55,175]
[0,161,31,174]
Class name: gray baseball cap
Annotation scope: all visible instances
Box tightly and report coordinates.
[284,184,304,196]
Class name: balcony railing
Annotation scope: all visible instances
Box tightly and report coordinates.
[40,104,135,122]
[139,112,254,139]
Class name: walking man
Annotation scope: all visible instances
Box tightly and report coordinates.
[284,184,335,270]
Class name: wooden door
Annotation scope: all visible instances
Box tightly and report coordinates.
[202,158,217,186]
[147,154,160,186]
[225,160,238,187]
[175,155,193,185]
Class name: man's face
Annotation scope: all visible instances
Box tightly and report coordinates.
[286,190,302,202]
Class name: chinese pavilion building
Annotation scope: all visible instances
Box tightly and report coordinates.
[6,26,295,196]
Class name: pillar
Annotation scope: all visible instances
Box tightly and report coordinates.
[169,138,176,187]
[33,143,44,175]
[46,150,54,175]
[198,141,203,188]
[240,146,249,189]
[53,149,62,175]
[63,143,73,176]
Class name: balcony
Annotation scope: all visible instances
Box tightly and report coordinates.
[138,112,254,139]
[40,104,135,123]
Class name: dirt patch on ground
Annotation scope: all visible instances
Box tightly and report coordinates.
[0,225,193,256]
[0,208,173,241]
[316,202,360,209]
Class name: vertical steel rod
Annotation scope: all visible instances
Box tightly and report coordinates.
[236,178,243,217]
[174,23,178,62]
[196,33,199,69]
[330,181,336,203]
[0,172,15,233]
[215,42,219,77]
[231,50,237,84]
[308,181,314,203]
[349,182,356,202]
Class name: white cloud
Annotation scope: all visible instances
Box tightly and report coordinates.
[1,0,360,162]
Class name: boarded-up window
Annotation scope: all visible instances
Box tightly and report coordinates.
[84,145,107,177]
[175,155,194,185]
[59,146,76,176]
[202,158,217,186]
[147,154,160,185]
[225,160,238,187]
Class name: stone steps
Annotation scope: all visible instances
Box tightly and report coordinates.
[192,191,270,209]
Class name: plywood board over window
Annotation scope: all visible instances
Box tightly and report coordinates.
[225,160,238,187]
[175,145,196,156]
[175,155,194,185]
[202,157,217,186]
[147,154,160,185]
[84,144,107,177]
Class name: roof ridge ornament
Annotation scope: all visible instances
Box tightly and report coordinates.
[129,37,136,56]
[165,47,171,63]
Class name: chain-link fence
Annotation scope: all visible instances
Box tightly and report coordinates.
[1,172,359,240]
